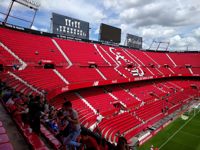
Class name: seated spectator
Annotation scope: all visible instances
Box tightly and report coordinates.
[56,111,70,141]
[14,102,29,127]
[49,118,59,133]
[6,94,25,114]
[80,130,100,150]
[43,99,50,113]
[41,112,49,124]
[39,97,49,113]
[6,95,17,113]
[48,108,57,120]
[41,106,58,131]
[2,88,13,103]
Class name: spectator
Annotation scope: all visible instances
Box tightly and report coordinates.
[49,118,59,133]
[6,95,17,113]
[41,112,49,124]
[80,130,100,150]
[62,101,81,150]
[43,99,50,113]
[99,138,109,150]
[116,137,129,150]
[15,102,29,127]
[41,106,57,126]
[27,95,34,104]
[56,111,70,141]
[2,88,13,103]
[48,108,57,120]
[28,96,42,134]
[39,97,49,114]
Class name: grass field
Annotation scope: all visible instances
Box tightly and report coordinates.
[139,109,200,150]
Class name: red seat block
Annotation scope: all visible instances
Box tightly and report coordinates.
[0,143,14,150]
[0,134,9,144]
[46,134,56,141]
[28,134,45,149]
[35,146,49,150]
[51,139,62,149]
[0,121,2,127]
[41,128,51,137]
[0,127,6,134]
[23,129,32,138]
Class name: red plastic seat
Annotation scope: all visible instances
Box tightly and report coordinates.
[34,146,49,150]
[0,127,6,134]
[46,134,56,141]
[0,134,9,144]
[51,139,62,149]
[23,129,32,138]
[28,134,45,149]
[0,143,14,150]
[40,127,51,137]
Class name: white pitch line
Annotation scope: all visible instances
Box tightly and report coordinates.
[181,131,200,138]
[159,110,199,149]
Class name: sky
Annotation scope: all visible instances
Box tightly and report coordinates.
[0,0,200,51]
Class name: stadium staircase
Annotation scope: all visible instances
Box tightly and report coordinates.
[0,120,14,150]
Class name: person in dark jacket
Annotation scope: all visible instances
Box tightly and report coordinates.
[80,130,100,150]
[28,96,42,134]
[116,137,129,150]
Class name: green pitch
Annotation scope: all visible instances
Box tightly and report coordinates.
[139,109,200,150]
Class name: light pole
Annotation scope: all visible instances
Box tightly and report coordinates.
[4,0,15,24]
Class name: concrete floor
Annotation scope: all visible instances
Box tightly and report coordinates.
[0,102,30,150]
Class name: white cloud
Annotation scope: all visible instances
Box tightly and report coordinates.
[0,0,10,11]
[102,0,200,50]
[39,0,106,23]
[140,26,176,38]
[193,27,200,39]
[0,0,106,28]
[31,25,48,32]
[31,25,38,30]
[118,0,200,27]
[0,15,4,21]
[103,0,154,10]
[36,0,107,36]
[169,35,200,50]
